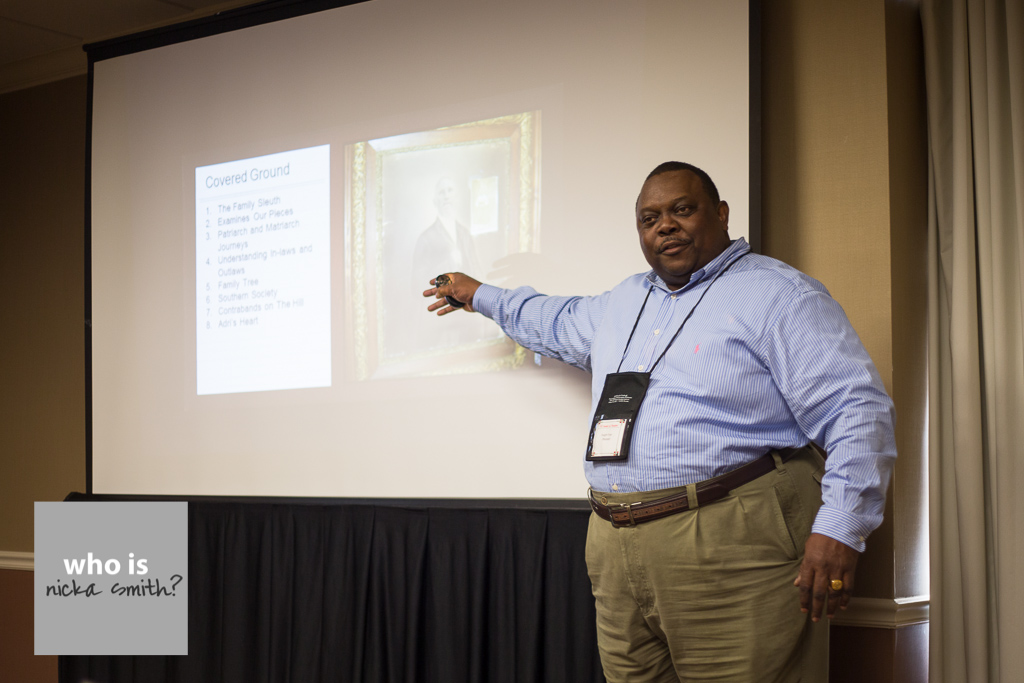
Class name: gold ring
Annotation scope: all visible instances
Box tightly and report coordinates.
[830,579,844,592]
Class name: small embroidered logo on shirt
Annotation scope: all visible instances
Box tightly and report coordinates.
[694,344,700,353]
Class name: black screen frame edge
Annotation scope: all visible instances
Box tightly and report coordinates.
[84,61,94,496]
[84,0,367,63]
[66,491,592,510]
[749,0,763,254]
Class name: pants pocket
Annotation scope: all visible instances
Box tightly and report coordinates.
[770,470,816,561]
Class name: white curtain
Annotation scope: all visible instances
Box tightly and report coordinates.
[923,0,1024,681]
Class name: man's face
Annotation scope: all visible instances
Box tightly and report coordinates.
[434,178,457,219]
[635,170,731,290]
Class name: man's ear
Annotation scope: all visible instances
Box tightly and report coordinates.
[717,200,730,232]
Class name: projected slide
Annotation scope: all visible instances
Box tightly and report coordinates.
[90,0,753,498]
[195,145,331,395]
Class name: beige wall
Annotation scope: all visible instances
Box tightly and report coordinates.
[0,76,88,552]
[763,0,894,374]
[762,0,928,604]
[0,75,87,683]
[761,0,929,679]
[883,0,929,602]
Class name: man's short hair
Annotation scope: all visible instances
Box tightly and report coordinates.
[645,161,720,205]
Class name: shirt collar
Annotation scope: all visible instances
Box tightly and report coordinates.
[644,238,751,292]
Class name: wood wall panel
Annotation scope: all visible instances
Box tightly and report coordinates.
[0,569,56,683]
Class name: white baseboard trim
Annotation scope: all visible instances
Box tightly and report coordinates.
[0,551,34,571]
[830,595,930,628]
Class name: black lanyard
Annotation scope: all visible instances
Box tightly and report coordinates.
[586,251,748,463]
[616,252,748,374]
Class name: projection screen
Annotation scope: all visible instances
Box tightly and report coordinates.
[88,0,756,498]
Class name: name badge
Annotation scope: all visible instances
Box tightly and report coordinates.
[586,372,651,462]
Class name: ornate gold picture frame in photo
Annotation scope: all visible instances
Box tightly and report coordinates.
[345,112,541,381]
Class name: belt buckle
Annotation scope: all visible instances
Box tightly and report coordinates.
[610,501,643,528]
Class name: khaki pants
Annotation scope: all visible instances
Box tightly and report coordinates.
[586,448,828,682]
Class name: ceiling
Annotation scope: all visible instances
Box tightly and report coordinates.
[0,0,262,95]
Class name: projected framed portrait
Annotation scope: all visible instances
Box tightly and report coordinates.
[345,111,541,380]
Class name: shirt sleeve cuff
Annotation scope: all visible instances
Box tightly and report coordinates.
[811,506,872,553]
[473,284,503,319]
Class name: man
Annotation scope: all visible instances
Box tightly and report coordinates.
[412,176,486,349]
[412,176,481,288]
[424,162,896,682]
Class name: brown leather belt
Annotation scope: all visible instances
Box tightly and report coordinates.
[589,448,800,528]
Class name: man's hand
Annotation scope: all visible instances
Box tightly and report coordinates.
[795,533,859,622]
[423,272,482,315]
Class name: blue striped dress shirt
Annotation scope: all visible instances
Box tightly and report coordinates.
[473,238,896,551]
